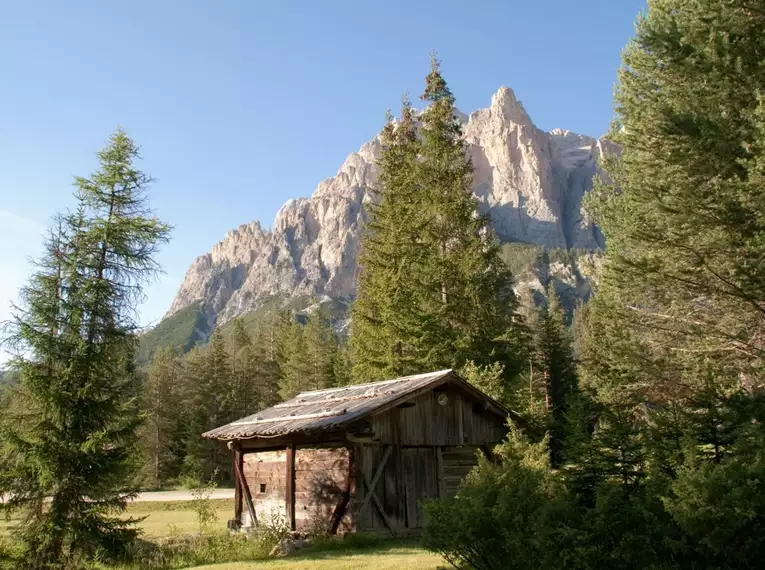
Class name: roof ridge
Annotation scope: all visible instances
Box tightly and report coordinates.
[293,369,455,397]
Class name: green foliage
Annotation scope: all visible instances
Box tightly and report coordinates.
[0,129,170,569]
[189,471,219,537]
[536,286,578,466]
[500,243,544,277]
[351,55,527,391]
[583,0,765,399]
[140,346,184,489]
[422,430,573,570]
[136,302,206,365]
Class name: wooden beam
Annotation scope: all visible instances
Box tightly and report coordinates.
[435,446,444,498]
[285,443,296,531]
[233,450,257,527]
[233,445,243,525]
[330,446,354,534]
[456,393,465,444]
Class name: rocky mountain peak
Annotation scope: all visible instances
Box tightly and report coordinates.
[491,85,534,126]
[164,86,613,330]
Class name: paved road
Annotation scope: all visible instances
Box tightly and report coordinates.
[132,489,235,502]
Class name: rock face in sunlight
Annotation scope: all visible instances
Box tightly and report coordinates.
[165,86,614,329]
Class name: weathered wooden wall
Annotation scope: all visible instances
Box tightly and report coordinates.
[242,449,287,526]
[353,443,482,534]
[294,445,353,532]
[237,384,504,534]
[366,385,506,447]
[441,446,480,497]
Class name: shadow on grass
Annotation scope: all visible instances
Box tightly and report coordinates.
[291,536,426,560]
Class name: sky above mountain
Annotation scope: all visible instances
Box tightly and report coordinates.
[0,0,646,361]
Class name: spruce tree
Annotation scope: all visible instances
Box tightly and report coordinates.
[0,129,169,567]
[143,345,183,489]
[304,307,338,391]
[230,317,257,418]
[180,346,215,481]
[278,318,310,399]
[351,99,425,380]
[584,0,765,399]
[351,55,526,388]
[536,286,577,466]
[206,329,233,480]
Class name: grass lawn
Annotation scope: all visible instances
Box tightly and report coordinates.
[126,499,234,539]
[2,500,446,570]
[181,544,445,570]
[1,499,235,540]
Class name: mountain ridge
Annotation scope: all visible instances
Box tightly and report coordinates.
[163,85,612,337]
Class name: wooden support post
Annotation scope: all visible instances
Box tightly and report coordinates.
[456,393,465,444]
[233,444,243,526]
[285,443,296,531]
[435,446,444,498]
[233,448,257,527]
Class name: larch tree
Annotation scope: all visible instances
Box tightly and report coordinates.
[0,129,170,568]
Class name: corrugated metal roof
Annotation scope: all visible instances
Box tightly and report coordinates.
[202,369,504,441]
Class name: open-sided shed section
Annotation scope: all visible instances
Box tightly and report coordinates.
[202,369,515,536]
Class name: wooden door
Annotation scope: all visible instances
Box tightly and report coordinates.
[402,447,439,529]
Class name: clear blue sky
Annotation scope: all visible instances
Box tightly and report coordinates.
[0,0,646,348]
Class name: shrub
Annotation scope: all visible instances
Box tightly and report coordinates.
[422,430,574,570]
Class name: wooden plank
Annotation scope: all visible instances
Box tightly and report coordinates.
[234,446,243,525]
[356,445,392,517]
[285,443,296,530]
[435,446,444,499]
[235,451,257,526]
[359,463,397,536]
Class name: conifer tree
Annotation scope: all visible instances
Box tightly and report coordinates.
[181,346,215,481]
[0,129,169,567]
[278,318,310,399]
[304,308,338,391]
[536,286,577,466]
[206,329,233,479]
[351,55,526,388]
[143,345,183,489]
[230,317,258,418]
[250,317,281,410]
[584,0,765,400]
[351,99,424,380]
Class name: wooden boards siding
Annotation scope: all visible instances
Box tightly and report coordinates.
[294,445,353,533]
[242,450,287,526]
[354,443,405,533]
[402,447,439,529]
[367,385,506,447]
[441,446,480,498]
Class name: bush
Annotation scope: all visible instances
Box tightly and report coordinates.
[422,428,681,570]
[664,439,765,569]
[422,430,574,570]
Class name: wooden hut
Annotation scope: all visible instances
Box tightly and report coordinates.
[202,369,515,536]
